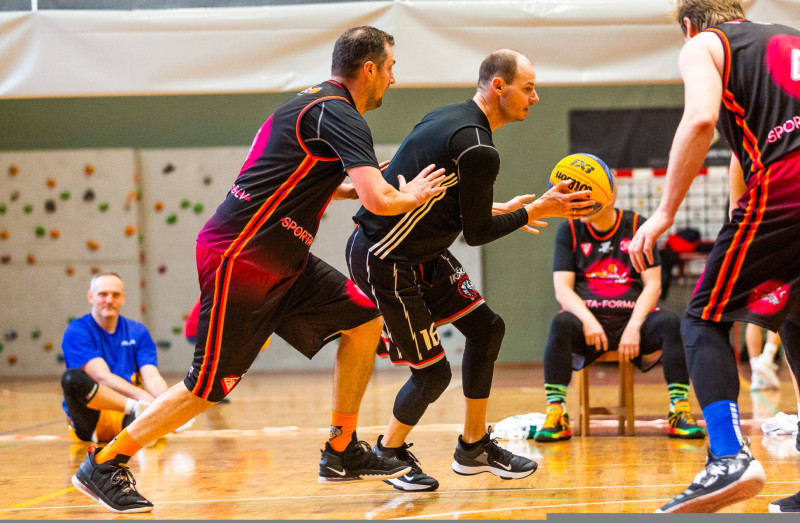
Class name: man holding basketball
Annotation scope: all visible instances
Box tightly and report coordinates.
[629,0,800,513]
[346,49,596,491]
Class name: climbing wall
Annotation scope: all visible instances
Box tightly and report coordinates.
[0,150,143,376]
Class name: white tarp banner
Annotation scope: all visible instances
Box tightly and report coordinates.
[1,0,798,98]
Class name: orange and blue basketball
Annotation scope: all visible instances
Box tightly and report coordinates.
[548,153,614,217]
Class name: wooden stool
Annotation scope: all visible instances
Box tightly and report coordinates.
[575,351,635,436]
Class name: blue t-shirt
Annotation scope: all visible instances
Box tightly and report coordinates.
[62,313,158,388]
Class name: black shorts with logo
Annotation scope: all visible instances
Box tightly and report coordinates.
[185,244,382,402]
[346,228,484,368]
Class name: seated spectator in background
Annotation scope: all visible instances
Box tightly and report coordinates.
[534,188,706,442]
[61,272,167,443]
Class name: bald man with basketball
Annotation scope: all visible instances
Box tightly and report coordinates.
[628,0,800,513]
[346,49,596,491]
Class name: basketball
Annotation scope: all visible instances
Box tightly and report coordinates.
[548,153,614,217]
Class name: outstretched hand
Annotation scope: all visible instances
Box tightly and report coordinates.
[525,179,598,220]
[397,163,447,206]
[493,194,547,234]
[628,209,673,273]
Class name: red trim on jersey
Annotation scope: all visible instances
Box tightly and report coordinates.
[194,254,232,399]
[701,166,770,321]
[568,219,577,251]
[707,27,765,174]
[587,209,623,241]
[223,156,316,259]
[296,95,353,161]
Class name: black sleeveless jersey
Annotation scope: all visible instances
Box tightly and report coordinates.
[197,80,379,276]
[708,20,800,182]
[353,100,528,263]
[553,209,658,326]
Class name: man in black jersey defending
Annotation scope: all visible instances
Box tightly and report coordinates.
[629,0,800,514]
[346,49,597,491]
[71,26,448,513]
[532,184,704,443]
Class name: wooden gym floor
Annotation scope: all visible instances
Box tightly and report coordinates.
[1,362,799,519]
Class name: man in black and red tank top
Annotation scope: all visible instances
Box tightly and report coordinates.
[71,26,448,513]
[629,0,800,514]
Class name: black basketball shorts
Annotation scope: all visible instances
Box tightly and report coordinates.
[346,228,484,368]
[185,244,382,402]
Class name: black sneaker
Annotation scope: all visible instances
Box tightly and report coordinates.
[373,435,439,492]
[71,446,153,513]
[769,491,800,513]
[451,428,537,480]
[655,441,765,513]
[318,433,411,483]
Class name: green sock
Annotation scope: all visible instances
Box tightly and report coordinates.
[545,383,568,405]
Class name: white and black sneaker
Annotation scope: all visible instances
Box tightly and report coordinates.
[72,446,153,513]
[656,441,765,513]
[373,435,439,492]
[769,491,800,513]
[318,432,410,483]
[451,428,537,480]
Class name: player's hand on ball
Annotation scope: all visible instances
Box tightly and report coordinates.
[525,180,596,220]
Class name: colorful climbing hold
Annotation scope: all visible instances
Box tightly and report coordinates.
[83,189,95,202]
[98,202,109,212]
[193,202,205,214]
[50,229,61,239]
[35,226,46,237]
[60,190,71,201]
[166,214,177,224]
[0,230,8,239]
[26,254,36,264]
[46,178,57,188]
[154,201,164,212]
[86,240,100,250]
[8,165,18,176]
[65,266,75,276]
[125,225,135,236]
[23,204,33,214]
[85,164,95,175]
[180,199,191,209]
[44,199,56,212]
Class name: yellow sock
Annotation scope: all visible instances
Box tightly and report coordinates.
[95,429,142,464]
[329,411,358,452]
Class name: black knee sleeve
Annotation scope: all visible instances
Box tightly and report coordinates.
[392,359,452,426]
[61,368,99,405]
[681,315,739,408]
[454,304,505,399]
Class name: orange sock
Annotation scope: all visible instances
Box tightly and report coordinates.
[95,429,143,464]
[329,411,358,452]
